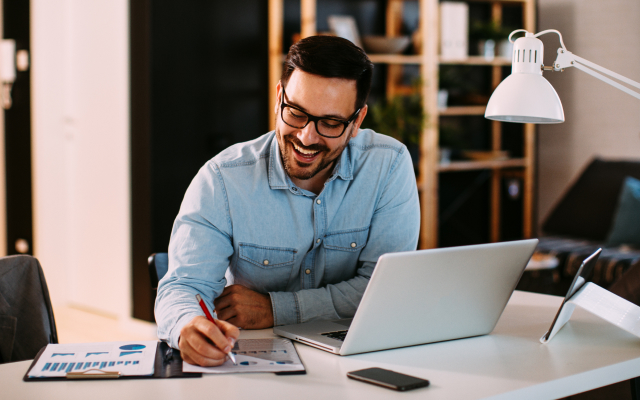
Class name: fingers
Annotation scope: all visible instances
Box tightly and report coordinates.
[215,300,237,322]
[179,334,227,367]
[178,316,231,367]
[213,285,240,309]
[216,318,240,342]
[194,316,233,353]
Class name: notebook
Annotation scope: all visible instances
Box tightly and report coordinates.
[274,239,538,355]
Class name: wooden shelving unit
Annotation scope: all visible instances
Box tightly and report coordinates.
[268,0,536,249]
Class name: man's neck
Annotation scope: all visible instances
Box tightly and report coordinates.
[290,163,334,195]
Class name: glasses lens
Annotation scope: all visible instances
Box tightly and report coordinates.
[282,106,308,129]
[317,119,345,138]
[282,105,346,138]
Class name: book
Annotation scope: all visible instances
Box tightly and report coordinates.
[440,2,468,60]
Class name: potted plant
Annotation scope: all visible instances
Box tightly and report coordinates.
[363,84,425,172]
[470,21,513,60]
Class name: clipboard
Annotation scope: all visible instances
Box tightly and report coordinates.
[23,341,202,381]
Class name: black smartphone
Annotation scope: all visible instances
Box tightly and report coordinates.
[347,367,430,391]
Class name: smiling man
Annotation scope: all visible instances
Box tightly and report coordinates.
[155,36,420,366]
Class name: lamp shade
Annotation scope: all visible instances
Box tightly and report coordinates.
[485,34,565,123]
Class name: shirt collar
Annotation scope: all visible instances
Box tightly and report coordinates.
[268,133,289,190]
[268,131,354,191]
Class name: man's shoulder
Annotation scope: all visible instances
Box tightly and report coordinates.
[207,132,274,170]
[349,129,406,155]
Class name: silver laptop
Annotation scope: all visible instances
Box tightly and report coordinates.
[274,239,538,355]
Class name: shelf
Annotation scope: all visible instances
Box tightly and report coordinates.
[439,56,512,66]
[286,54,512,67]
[439,106,486,116]
[367,54,422,64]
[438,158,527,172]
[465,0,528,3]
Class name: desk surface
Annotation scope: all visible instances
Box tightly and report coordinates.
[3,291,640,400]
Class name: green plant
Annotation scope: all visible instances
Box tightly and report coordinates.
[470,21,512,42]
[363,88,424,147]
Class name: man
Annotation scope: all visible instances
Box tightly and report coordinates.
[155,36,420,366]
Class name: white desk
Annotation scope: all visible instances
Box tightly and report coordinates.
[3,291,640,400]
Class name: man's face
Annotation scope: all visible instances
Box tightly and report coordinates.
[274,70,367,182]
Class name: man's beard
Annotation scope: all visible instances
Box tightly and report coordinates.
[276,126,351,181]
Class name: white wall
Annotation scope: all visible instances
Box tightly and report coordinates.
[536,0,640,228]
[31,0,130,319]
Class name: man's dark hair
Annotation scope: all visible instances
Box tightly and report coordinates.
[281,36,374,110]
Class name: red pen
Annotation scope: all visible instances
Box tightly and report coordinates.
[195,294,237,365]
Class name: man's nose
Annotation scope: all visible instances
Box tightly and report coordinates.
[297,121,321,146]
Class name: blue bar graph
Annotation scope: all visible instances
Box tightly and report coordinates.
[42,363,51,372]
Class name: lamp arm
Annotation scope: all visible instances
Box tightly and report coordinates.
[553,49,640,100]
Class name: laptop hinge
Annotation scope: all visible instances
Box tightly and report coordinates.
[295,337,338,353]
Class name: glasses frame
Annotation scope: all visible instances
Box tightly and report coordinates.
[280,87,361,139]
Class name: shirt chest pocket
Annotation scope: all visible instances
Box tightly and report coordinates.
[233,243,296,292]
[322,226,370,284]
[324,226,369,252]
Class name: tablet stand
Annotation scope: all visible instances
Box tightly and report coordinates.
[541,281,640,343]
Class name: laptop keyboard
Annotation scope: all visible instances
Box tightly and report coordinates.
[321,329,349,341]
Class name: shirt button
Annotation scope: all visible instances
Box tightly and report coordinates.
[316,199,321,205]
[351,242,357,248]
[263,260,269,265]
[316,239,321,244]
[305,269,311,275]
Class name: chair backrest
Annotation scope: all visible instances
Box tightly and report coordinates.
[148,253,169,290]
[0,255,58,363]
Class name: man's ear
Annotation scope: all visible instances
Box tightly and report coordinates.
[274,81,283,115]
[350,104,368,139]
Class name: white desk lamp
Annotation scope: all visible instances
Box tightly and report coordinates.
[485,29,640,123]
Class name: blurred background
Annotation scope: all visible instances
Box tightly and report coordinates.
[0,0,638,339]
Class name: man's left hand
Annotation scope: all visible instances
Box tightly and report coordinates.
[214,285,274,329]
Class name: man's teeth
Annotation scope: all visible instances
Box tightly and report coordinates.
[293,143,318,156]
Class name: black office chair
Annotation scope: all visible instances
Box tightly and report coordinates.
[148,253,169,290]
[0,255,58,363]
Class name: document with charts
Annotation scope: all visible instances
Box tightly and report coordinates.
[27,341,157,378]
[182,338,305,374]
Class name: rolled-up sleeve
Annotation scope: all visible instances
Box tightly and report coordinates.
[270,147,420,325]
[155,161,234,349]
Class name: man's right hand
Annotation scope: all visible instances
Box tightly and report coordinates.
[178,316,240,367]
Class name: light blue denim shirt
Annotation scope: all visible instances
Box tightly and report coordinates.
[155,129,420,349]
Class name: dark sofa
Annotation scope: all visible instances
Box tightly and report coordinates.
[516,158,640,303]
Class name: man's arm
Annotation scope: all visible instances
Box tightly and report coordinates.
[155,161,235,350]
[270,147,420,325]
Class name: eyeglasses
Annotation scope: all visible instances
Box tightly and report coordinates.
[280,87,361,139]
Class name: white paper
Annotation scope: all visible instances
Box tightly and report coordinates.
[541,282,640,343]
[183,338,304,374]
[28,341,157,378]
